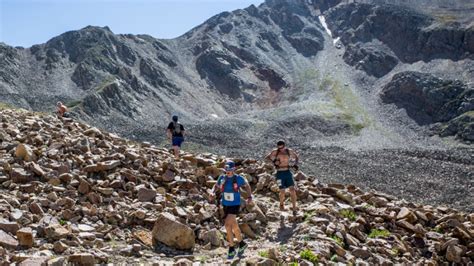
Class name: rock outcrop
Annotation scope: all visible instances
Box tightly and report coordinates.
[381,71,474,141]
[326,2,474,77]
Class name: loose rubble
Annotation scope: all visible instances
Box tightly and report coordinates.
[0,109,472,264]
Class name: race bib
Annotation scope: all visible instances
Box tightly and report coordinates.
[224,192,235,201]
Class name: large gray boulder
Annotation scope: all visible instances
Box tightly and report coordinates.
[152,212,195,250]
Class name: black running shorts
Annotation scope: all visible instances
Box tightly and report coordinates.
[223,205,240,217]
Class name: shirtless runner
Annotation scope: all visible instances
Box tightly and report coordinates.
[56,102,68,118]
[265,140,300,215]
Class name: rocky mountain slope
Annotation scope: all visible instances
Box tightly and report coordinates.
[0,0,473,211]
[0,109,473,264]
[0,0,472,142]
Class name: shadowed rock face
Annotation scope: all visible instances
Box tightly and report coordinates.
[325,3,474,76]
[381,71,474,140]
[343,41,399,78]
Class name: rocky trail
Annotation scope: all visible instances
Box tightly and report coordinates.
[0,109,472,265]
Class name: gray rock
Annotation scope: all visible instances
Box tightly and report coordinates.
[0,219,20,234]
[352,247,371,259]
[152,212,195,250]
[0,229,19,249]
[137,187,157,202]
[68,253,96,265]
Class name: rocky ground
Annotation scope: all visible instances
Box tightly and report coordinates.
[0,109,473,265]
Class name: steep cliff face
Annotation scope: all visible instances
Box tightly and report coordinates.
[326,2,474,77]
[381,72,473,139]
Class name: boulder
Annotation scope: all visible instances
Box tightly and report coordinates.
[15,144,35,161]
[396,207,417,223]
[29,162,45,176]
[45,225,69,240]
[162,169,176,182]
[137,187,157,202]
[446,244,463,263]
[396,219,415,232]
[19,257,49,266]
[352,247,371,259]
[133,230,153,246]
[201,229,222,247]
[29,202,44,215]
[245,256,278,266]
[16,227,34,248]
[10,168,31,183]
[0,219,20,234]
[267,247,280,261]
[83,127,102,137]
[83,160,121,172]
[53,241,69,254]
[47,257,67,266]
[0,229,18,249]
[152,212,195,250]
[174,258,193,266]
[68,253,96,265]
[20,183,37,193]
[78,179,91,194]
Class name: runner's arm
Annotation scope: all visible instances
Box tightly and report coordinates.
[209,178,220,201]
[166,123,173,139]
[242,182,253,200]
[264,150,276,162]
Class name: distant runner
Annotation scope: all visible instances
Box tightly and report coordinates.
[166,115,185,159]
[56,102,68,118]
[210,161,253,260]
[265,140,300,215]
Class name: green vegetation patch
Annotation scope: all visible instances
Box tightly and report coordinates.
[300,249,319,264]
[197,255,209,263]
[391,248,400,257]
[258,250,269,258]
[368,229,391,238]
[331,235,344,247]
[303,210,315,222]
[339,209,357,221]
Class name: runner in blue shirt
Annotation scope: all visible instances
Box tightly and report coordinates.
[210,161,253,259]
